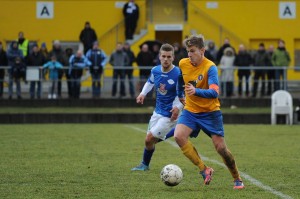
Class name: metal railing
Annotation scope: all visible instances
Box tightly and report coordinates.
[0,66,299,99]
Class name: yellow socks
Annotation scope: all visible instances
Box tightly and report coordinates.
[180,140,206,171]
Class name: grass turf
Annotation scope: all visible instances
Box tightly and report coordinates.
[0,124,299,199]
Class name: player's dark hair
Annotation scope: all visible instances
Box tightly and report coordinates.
[160,43,174,55]
[184,34,205,49]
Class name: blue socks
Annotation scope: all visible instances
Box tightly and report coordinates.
[142,148,155,166]
[165,128,175,140]
[142,128,176,166]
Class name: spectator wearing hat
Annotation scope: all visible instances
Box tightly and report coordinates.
[220,47,235,97]
[27,44,46,99]
[86,41,108,98]
[40,42,49,59]
[0,42,8,99]
[48,40,68,98]
[79,21,98,54]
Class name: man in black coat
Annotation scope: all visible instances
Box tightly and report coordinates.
[0,42,7,98]
[27,44,46,99]
[123,0,139,40]
[79,21,98,54]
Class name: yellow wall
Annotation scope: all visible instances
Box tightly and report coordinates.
[0,0,146,52]
[188,0,300,79]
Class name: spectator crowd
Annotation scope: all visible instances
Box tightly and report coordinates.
[0,27,291,100]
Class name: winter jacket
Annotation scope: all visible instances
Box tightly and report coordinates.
[43,61,63,80]
[69,55,91,78]
[220,55,235,82]
[271,48,290,67]
[7,41,23,66]
[86,48,107,74]
[109,50,129,68]
[234,51,252,76]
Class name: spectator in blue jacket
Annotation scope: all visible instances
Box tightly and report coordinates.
[69,50,91,98]
[7,41,24,99]
[86,41,108,98]
[43,55,63,99]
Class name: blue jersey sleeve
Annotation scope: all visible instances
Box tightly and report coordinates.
[194,66,219,98]
[177,69,184,98]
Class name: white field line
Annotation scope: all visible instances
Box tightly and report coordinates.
[125,125,293,199]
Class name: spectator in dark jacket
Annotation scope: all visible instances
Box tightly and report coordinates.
[65,48,73,98]
[173,43,186,66]
[0,42,8,98]
[136,44,154,89]
[234,44,252,97]
[252,43,270,97]
[123,42,136,98]
[69,50,91,99]
[86,41,108,98]
[27,44,46,99]
[79,21,98,54]
[123,0,139,40]
[7,41,24,99]
[48,40,68,98]
[9,56,26,99]
[109,42,129,98]
[266,45,275,95]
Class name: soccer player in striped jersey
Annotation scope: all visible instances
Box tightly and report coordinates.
[174,35,245,189]
[131,43,183,171]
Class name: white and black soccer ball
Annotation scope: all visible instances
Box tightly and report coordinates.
[160,164,183,186]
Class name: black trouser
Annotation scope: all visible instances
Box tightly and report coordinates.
[125,17,137,40]
[252,70,265,97]
[0,69,4,97]
[125,69,135,97]
[112,69,125,97]
[266,69,275,95]
[221,81,234,97]
[57,70,64,97]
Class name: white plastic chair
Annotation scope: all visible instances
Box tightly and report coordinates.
[271,90,293,125]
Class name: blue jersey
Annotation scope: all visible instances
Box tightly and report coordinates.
[148,65,180,118]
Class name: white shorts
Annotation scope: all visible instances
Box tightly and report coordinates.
[147,111,177,140]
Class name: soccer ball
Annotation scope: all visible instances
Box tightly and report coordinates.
[160,164,183,186]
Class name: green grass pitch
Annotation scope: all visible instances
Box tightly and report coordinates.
[0,124,299,199]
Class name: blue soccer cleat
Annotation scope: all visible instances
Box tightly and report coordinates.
[200,167,214,185]
[233,179,245,189]
[131,163,149,171]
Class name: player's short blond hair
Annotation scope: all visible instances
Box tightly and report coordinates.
[184,34,205,49]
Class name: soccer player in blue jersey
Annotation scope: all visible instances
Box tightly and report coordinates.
[131,43,183,171]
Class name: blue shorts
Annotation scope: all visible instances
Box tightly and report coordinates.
[177,110,224,138]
